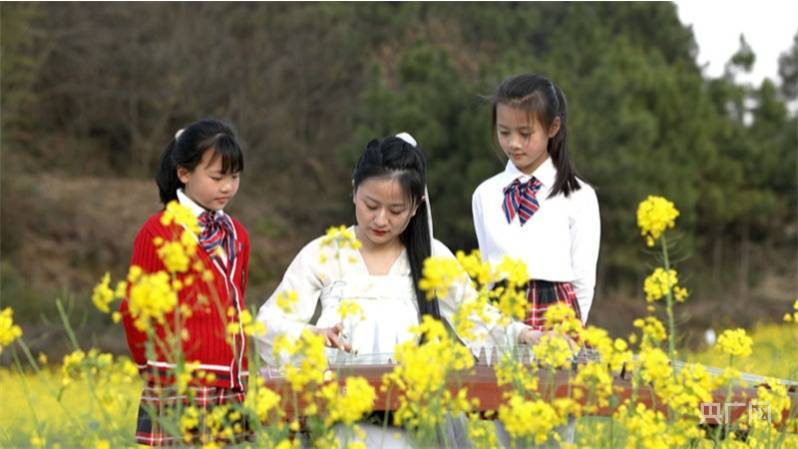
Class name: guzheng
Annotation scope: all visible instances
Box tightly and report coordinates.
[261,347,798,431]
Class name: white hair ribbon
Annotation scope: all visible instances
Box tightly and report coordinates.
[395,132,434,246]
[395,132,417,148]
[175,128,185,140]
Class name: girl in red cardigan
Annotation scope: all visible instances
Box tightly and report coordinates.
[119,118,250,446]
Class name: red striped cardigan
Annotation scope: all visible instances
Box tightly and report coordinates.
[119,211,250,389]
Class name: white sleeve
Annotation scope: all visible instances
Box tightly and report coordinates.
[472,188,488,253]
[569,186,601,324]
[255,239,326,364]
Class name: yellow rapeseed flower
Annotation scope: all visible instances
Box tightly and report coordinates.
[451,295,492,342]
[276,290,299,314]
[633,317,667,348]
[637,346,672,385]
[498,394,563,445]
[495,352,539,392]
[643,268,679,302]
[319,376,376,426]
[30,434,46,448]
[614,403,672,449]
[467,412,500,449]
[273,330,328,392]
[455,250,493,287]
[542,302,584,339]
[175,361,200,392]
[337,299,365,321]
[495,256,529,289]
[179,228,198,256]
[673,286,688,302]
[127,271,178,331]
[161,200,200,234]
[321,225,362,251]
[573,362,614,413]
[637,195,679,247]
[61,349,86,386]
[275,439,301,449]
[127,265,143,282]
[91,272,115,313]
[533,333,576,370]
[784,299,798,323]
[418,257,464,300]
[180,406,200,443]
[0,307,23,353]
[756,377,791,424]
[581,326,632,372]
[493,286,528,322]
[385,316,474,431]
[659,363,716,421]
[716,328,753,358]
[226,309,265,337]
[157,240,192,273]
[245,383,282,422]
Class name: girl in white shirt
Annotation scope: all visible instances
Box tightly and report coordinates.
[472,73,601,331]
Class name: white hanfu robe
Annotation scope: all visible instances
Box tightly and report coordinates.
[256,226,527,448]
[256,227,526,365]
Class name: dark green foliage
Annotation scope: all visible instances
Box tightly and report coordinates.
[1,3,795,334]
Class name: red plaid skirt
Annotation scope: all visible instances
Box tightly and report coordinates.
[134,382,251,446]
[523,280,582,330]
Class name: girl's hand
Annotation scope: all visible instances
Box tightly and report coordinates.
[518,328,579,353]
[517,328,543,346]
[312,323,352,352]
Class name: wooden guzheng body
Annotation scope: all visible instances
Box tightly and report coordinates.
[261,348,798,431]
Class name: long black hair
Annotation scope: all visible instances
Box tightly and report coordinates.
[490,74,582,198]
[155,118,244,204]
[352,137,441,321]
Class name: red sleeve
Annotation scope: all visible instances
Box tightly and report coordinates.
[119,219,165,367]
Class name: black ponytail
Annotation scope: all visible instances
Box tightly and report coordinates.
[547,82,580,197]
[154,118,244,205]
[402,199,440,321]
[490,74,583,198]
[155,138,181,203]
[353,137,441,322]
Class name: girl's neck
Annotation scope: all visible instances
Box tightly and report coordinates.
[514,154,549,176]
[355,226,404,254]
[354,226,406,275]
[178,189,217,214]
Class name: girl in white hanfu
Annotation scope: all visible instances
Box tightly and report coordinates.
[256,133,540,449]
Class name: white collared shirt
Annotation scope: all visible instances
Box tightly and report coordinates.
[471,157,600,323]
[176,189,229,264]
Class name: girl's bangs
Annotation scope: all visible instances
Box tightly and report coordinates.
[205,134,244,173]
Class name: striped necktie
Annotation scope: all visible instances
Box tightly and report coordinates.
[502,177,543,226]
[198,211,236,273]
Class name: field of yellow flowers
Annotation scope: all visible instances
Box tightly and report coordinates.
[1,196,796,449]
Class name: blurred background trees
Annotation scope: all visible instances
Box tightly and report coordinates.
[1,2,795,355]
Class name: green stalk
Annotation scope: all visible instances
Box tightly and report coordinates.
[11,340,88,435]
[15,335,40,373]
[0,424,13,447]
[11,347,44,436]
[56,298,81,351]
[660,234,677,368]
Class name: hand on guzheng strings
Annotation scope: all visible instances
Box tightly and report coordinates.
[311,322,353,352]
[517,328,579,352]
